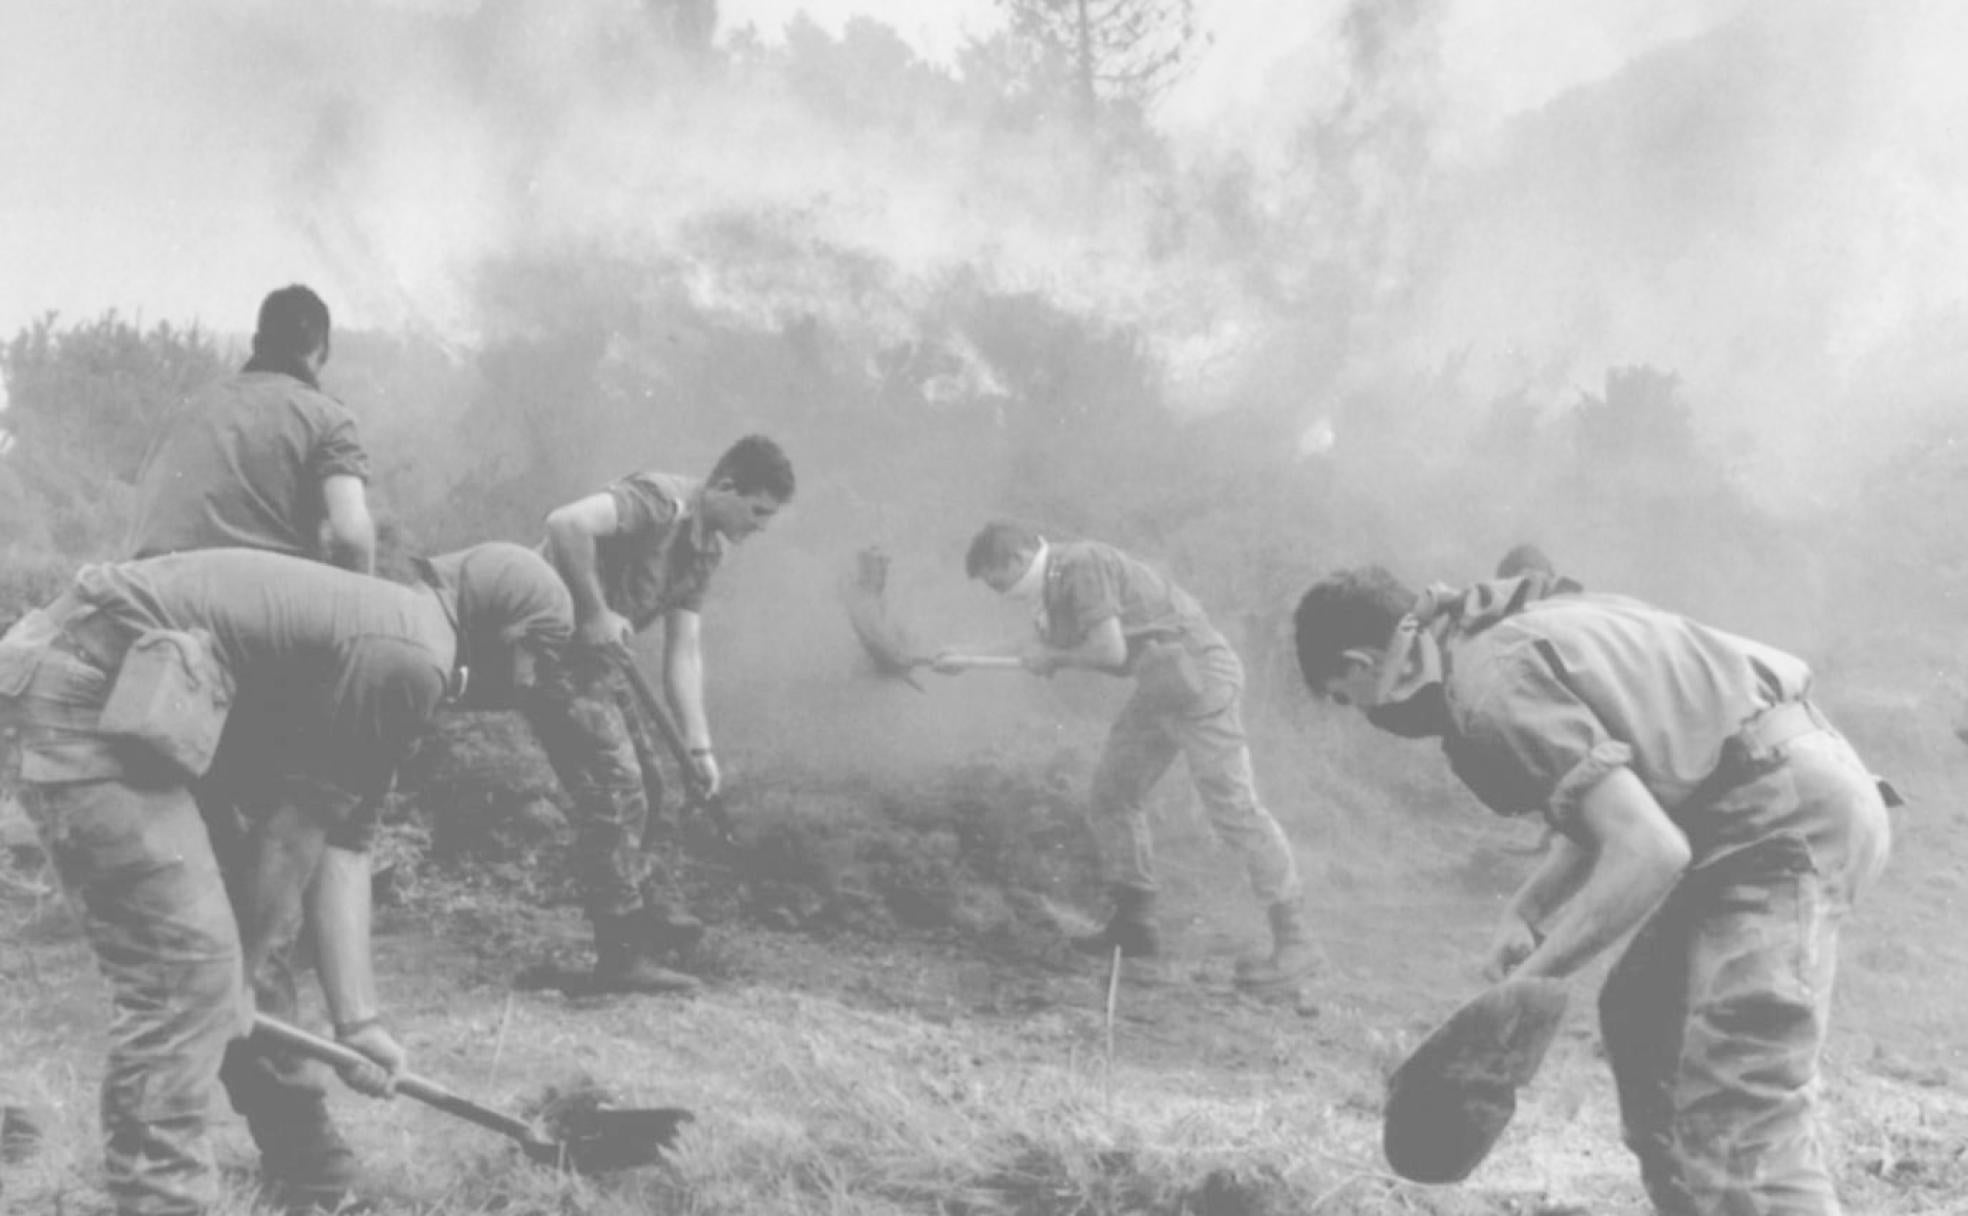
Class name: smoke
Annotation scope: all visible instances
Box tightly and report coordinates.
[5,0,1966,873]
[1358,1,1968,507]
[9,1,1963,430]
[9,1,1968,662]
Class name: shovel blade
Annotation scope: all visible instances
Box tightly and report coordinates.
[551,1106,694,1174]
[840,546,928,685]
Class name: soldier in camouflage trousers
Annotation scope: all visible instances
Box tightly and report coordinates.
[528,435,794,994]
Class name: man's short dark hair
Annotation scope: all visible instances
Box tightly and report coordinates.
[1293,566,1416,691]
[1496,543,1555,580]
[252,284,331,363]
[710,434,795,501]
[965,520,1042,579]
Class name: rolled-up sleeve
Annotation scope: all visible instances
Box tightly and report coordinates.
[307,404,370,484]
[1447,640,1632,830]
[607,473,682,541]
[1053,557,1120,645]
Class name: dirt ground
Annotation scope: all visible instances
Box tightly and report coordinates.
[6,691,1968,1213]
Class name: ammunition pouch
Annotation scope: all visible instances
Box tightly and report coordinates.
[98,628,234,779]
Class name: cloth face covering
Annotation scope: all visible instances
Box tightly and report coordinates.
[1006,542,1049,603]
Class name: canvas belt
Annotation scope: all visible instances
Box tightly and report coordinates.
[1677,699,1829,819]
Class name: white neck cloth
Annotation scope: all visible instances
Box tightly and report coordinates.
[1006,541,1049,602]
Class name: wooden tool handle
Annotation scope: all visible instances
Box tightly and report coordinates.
[917,654,1026,671]
[615,659,691,767]
[252,1014,546,1148]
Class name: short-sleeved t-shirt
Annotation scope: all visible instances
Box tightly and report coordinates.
[579,472,726,632]
[71,550,452,845]
[1038,541,1221,666]
[1440,588,1815,863]
[127,370,370,560]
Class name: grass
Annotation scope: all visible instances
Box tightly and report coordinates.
[7,695,1968,1215]
[0,846,1616,1216]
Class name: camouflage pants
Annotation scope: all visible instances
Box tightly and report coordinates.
[22,777,245,1216]
[1088,642,1300,907]
[1599,730,1891,1216]
[14,628,352,1214]
[522,647,672,922]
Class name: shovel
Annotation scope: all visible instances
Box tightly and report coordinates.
[252,1014,691,1174]
[610,654,739,853]
[840,546,1026,685]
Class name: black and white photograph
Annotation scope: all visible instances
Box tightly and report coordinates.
[3,1,1966,1213]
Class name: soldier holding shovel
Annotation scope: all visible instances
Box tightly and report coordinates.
[941,520,1317,992]
[1293,565,1894,1213]
[527,434,794,994]
[0,543,572,1216]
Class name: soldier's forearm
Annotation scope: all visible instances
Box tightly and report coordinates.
[1506,834,1589,930]
[310,845,381,1028]
[320,476,376,575]
[664,650,711,749]
[1515,850,1678,980]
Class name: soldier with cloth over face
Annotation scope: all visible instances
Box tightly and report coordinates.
[1293,566,1894,1215]
[943,520,1317,992]
[530,434,794,994]
[0,543,571,1216]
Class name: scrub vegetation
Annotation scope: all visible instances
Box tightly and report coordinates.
[8,3,1968,1213]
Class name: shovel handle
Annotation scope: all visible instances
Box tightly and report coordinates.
[252,1014,550,1151]
[916,654,1025,671]
[616,659,728,803]
[611,656,738,848]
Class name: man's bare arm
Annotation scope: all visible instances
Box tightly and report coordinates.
[662,607,724,796]
[1506,831,1592,933]
[662,608,710,750]
[320,474,376,575]
[1511,767,1691,981]
[310,844,380,1029]
[310,841,407,1093]
[545,492,630,649]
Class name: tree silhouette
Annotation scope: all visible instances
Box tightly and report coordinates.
[995,0,1201,127]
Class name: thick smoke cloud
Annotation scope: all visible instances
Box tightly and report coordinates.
[6,0,1968,512]
[1400,0,1968,505]
[7,0,1968,789]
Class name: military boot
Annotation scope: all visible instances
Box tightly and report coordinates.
[1235,900,1320,991]
[1071,885,1161,958]
[254,1106,363,1214]
[592,915,701,995]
